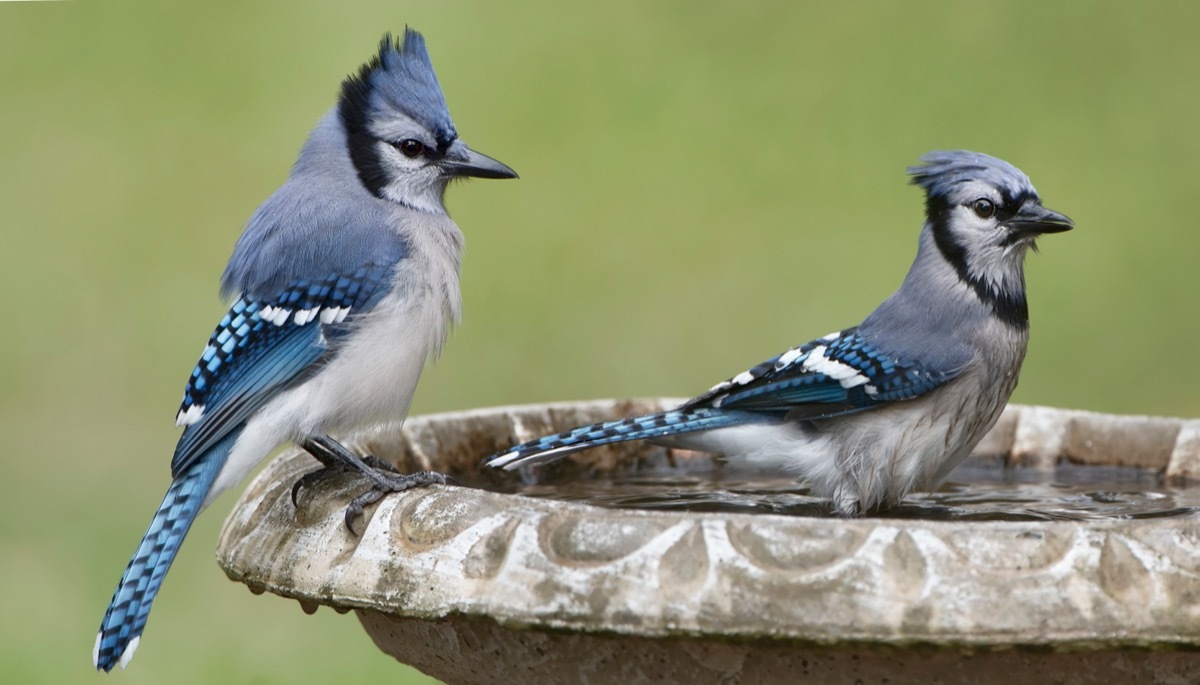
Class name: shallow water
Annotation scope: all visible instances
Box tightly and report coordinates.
[511,461,1200,521]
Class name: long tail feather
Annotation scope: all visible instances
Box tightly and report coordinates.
[93,433,234,671]
[484,408,754,470]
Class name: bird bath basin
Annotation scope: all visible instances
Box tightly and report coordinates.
[217,400,1200,684]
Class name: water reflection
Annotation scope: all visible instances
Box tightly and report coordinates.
[506,461,1200,521]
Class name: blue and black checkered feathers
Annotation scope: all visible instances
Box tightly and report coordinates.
[99,119,408,671]
[96,26,481,673]
[485,328,965,470]
[485,150,1067,475]
[173,264,398,475]
[94,433,232,672]
[95,264,397,672]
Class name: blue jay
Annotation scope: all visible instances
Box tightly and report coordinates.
[486,151,1070,516]
[94,29,516,672]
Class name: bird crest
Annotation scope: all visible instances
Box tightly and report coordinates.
[340,28,457,150]
[908,150,1036,216]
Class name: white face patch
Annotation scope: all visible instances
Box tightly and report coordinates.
[369,109,427,143]
[380,174,450,215]
[801,345,871,388]
[941,181,1033,296]
[373,130,454,216]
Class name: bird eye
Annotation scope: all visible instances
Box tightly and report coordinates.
[971,198,996,219]
[394,139,425,158]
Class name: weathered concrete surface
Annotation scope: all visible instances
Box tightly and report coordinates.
[359,613,1200,685]
[216,401,1200,684]
[976,404,1198,476]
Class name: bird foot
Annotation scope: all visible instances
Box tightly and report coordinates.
[292,436,454,534]
[290,454,400,507]
[340,470,453,532]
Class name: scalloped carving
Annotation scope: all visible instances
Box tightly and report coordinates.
[215,399,1200,668]
[392,488,506,551]
[541,512,673,566]
[657,523,708,592]
[1097,535,1154,607]
[724,520,867,574]
[881,530,928,602]
[943,526,1075,573]
[463,517,519,580]
[1141,527,1200,574]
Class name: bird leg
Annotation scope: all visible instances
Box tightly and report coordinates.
[292,435,452,533]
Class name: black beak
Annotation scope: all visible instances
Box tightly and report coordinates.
[441,145,518,180]
[1007,203,1073,235]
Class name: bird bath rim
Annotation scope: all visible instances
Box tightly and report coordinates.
[215,400,1200,682]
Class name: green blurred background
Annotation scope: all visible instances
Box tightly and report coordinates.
[2,1,1197,683]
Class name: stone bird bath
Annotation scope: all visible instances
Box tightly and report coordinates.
[216,400,1200,684]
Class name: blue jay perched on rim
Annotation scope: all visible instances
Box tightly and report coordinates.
[94,29,516,672]
[486,151,1070,515]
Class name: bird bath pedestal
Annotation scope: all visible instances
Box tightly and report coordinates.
[216,400,1200,684]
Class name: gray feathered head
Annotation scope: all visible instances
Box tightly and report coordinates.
[904,150,1072,328]
[334,28,516,203]
[340,29,457,148]
[908,150,1037,219]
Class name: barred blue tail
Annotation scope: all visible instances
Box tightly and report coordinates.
[484,408,754,470]
[93,434,233,671]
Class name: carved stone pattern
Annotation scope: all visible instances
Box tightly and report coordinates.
[217,401,1200,649]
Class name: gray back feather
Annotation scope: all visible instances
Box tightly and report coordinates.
[858,227,984,374]
[222,29,455,301]
[220,111,409,301]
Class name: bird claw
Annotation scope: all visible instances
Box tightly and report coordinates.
[292,458,391,506]
[341,470,452,534]
[291,439,452,535]
[290,467,329,507]
[290,452,403,506]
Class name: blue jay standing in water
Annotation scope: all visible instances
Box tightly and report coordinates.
[487,151,1070,515]
[94,29,516,672]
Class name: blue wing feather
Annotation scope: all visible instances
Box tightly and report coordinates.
[486,329,965,473]
[680,327,961,417]
[170,263,397,477]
